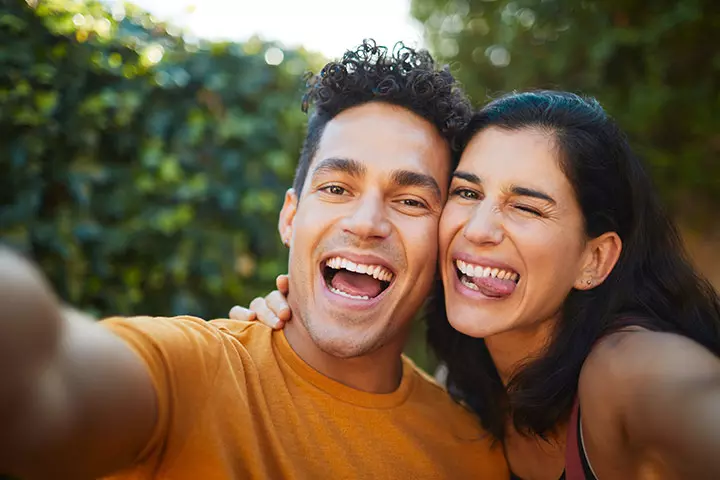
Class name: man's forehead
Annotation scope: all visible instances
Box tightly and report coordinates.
[314,103,450,174]
[323,102,443,142]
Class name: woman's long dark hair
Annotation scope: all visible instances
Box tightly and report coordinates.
[427,90,720,441]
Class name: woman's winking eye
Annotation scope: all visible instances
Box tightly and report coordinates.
[513,204,543,217]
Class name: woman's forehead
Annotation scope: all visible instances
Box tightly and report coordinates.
[458,128,565,182]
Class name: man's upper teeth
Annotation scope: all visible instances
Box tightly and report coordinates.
[326,257,393,282]
[456,259,519,282]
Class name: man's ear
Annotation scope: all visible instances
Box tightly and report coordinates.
[574,232,622,290]
[278,188,298,247]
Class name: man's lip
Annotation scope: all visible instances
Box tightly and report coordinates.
[451,252,519,275]
[319,251,397,277]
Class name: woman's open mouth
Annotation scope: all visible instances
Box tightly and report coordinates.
[454,259,520,298]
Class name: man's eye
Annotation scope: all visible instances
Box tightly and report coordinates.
[399,199,427,209]
[400,198,425,208]
[322,185,346,195]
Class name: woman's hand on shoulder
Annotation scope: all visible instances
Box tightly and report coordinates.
[579,330,720,479]
[229,274,291,329]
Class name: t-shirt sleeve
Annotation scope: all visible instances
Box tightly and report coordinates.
[100,315,225,465]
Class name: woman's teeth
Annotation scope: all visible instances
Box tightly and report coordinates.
[460,276,479,291]
[456,259,519,282]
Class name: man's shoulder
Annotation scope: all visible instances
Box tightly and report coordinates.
[209,317,275,346]
[100,315,274,358]
[102,314,267,337]
[402,355,495,445]
[403,355,442,388]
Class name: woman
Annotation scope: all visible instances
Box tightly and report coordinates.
[231,91,720,479]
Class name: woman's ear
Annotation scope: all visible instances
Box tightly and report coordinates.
[574,232,622,290]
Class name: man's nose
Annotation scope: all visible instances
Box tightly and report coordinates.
[339,194,392,240]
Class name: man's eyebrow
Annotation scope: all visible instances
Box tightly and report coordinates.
[311,157,366,179]
[510,185,556,204]
[391,170,442,202]
[453,171,556,204]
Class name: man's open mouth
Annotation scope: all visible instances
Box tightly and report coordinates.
[455,259,520,298]
[322,256,394,300]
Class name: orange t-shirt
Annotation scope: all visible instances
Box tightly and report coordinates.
[101,316,508,479]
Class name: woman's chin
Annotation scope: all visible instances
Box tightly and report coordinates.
[442,274,524,338]
[446,307,504,339]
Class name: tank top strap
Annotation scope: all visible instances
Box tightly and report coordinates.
[564,398,598,480]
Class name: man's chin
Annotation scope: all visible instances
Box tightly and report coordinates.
[303,317,385,359]
[291,284,399,358]
[318,342,375,359]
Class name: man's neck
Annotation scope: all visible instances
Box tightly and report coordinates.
[283,320,405,394]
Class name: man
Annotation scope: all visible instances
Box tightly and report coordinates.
[0,41,507,479]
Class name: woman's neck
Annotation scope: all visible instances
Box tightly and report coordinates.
[485,318,557,385]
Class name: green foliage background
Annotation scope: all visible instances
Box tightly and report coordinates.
[1,0,323,319]
[1,0,718,375]
[411,0,720,219]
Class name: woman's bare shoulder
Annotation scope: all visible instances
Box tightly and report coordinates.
[580,329,719,395]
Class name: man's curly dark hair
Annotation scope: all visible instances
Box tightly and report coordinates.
[292,39,472,195]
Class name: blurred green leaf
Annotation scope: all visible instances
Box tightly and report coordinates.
[0,0,317,325]
[413,0,720,211]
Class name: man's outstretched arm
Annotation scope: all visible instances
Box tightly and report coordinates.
[0,248,157,479]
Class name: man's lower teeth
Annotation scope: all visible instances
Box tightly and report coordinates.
[461,276,479,291]
[330,286,370,300]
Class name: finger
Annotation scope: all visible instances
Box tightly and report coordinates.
[276,274,289,294]
[229,305,256,322]
[266,290,292,323]
[249,296,283,329]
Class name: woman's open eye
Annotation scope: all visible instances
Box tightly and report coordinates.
[451,188,479,200]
